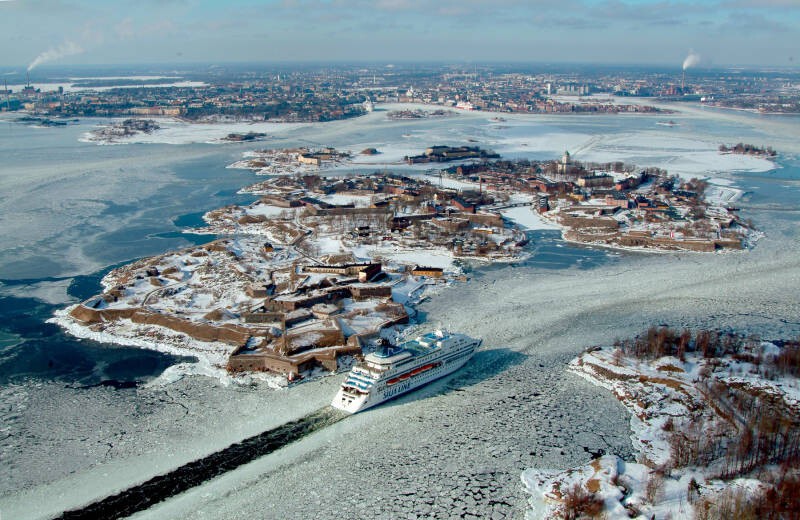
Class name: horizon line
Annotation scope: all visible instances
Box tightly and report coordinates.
[2,60,800,73]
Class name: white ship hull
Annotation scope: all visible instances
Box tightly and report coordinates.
[332,331,479,414]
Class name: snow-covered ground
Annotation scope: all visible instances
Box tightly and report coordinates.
[2,101,800,520]
[501,206,559,231]
[80,118,304,145]
[6,203,798,520]
[3,80,207,94]
[318,192,375,206]
[125,213,800,520]
[571,133,775,181]
[407,170,479,190]
[379,249,457,270]
[521,340,800,519]
[16,103,769,275]
[244,204,294,218]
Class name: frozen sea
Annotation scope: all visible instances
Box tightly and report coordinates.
[1,104,799,520]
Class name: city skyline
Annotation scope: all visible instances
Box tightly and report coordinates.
[1,0,799,69]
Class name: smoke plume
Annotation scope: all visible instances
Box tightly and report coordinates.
[682,50,701,71]
[28,41,84,72]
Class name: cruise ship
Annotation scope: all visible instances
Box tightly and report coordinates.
[332,330,480,413]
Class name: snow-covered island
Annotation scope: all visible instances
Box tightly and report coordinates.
[85,118,160,143]
[53,164,532,384]
[219,131,267,142]
[52,144,768,386]
[226,147,354,175]
[442,153,760,252]
[523,327,800,519]
[718,142,777,158]
[387,108,456,120]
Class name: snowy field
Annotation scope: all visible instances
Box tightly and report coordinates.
[570,133,775,180]
[1,101,779,282]
[522,338,800,519]
[379,249,457,270]
[79,119,304,145]
[133,210,800,520]
[501,206,559,231]
[76,102,779,190]
[5,209,800,520]
[2,103,800,519]
[3,80,207,94]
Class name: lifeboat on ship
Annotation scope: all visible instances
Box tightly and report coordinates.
[385,363,439,386]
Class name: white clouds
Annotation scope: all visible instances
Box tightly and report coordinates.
[115,17,136,40]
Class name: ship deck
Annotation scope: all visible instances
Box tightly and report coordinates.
[397,333,442,357]
[366,332,452,369]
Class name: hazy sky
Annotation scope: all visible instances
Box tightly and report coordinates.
[1,0,799,69]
